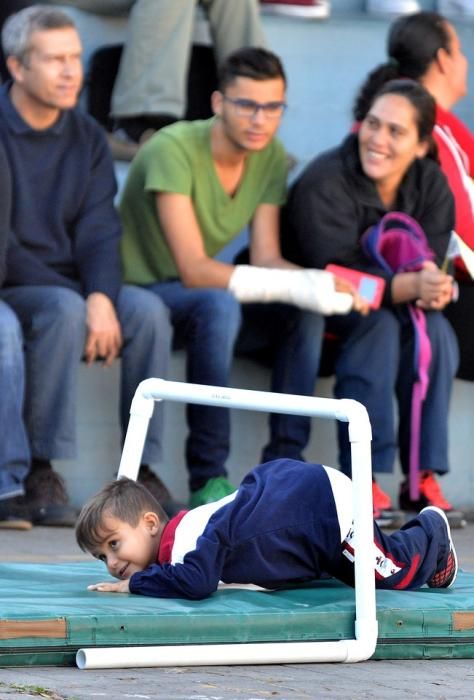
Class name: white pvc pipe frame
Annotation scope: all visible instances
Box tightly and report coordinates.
[77,378,378,670]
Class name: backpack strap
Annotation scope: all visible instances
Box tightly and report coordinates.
[362,212,435,500]
[375,211,426,240]
[407,306,432,501]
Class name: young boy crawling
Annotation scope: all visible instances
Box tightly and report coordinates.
[76,459,457,599]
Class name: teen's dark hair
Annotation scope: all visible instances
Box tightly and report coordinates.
[75,477,168,553]
[353,11,449,122]
[360,79,438,161]
[218,47,286,92]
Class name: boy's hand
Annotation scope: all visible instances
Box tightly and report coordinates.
[87,580,130,594]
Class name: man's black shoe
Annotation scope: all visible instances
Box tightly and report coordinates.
[23,460,78,527]
[0,497,32,530]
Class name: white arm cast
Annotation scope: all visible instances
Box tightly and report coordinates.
[228,265,353,316]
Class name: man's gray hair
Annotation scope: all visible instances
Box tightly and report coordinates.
[2,5,76,64]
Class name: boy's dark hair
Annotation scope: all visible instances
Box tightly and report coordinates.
[2,5,76,65]
[75,477,169,553]
[353,11,449,122]
[218,47,286,92]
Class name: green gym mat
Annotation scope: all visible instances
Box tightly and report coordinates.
[1,562,474,666]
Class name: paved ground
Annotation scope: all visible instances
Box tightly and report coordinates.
[1,524,474,700]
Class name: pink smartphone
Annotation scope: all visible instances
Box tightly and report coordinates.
[326,264,386,310]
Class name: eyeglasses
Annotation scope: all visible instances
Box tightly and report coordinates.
[223,96,287,119]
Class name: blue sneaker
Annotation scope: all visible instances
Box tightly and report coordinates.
[421,506,458,589]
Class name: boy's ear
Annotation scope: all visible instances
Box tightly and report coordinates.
[142,511,161,535]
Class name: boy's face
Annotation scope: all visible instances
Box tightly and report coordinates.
[90,512,160,580]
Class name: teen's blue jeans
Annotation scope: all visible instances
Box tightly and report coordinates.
[0,284,172,465]
[0,301,30,500]
[147,281,324,491]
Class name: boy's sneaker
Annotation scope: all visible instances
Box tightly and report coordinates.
[373,479,405,528]
[22,460,78,527]
[138,465,186,518]
[189,476,236,509]
[260,0,331,19]
[366,0,421,15]
[399,471,466,528]
[420,506,458,589]
[437,0,474,18]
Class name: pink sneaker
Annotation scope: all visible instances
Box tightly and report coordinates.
[260,0,331,19]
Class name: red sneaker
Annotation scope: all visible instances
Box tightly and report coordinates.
[373,480,405,528]
[260,0,331,19]
[420,472,453,510]
[400,471,453,512]
[372,479,392,516]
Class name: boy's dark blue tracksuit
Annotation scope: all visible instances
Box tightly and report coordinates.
[129,459,450,599]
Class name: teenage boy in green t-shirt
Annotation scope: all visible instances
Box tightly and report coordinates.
[120,47,365,508]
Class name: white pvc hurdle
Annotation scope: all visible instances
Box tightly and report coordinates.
[76,378,377,670]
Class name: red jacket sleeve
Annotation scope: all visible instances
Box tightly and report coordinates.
[434,107,474,270]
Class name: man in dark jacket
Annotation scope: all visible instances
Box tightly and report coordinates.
[0,6,172,527]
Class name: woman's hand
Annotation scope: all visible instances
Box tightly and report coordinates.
[416,261,454,311]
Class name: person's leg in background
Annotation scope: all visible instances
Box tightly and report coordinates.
[116,285,182,514]
[0,286,86,526]
[397,310,460,515]
[148,281,242,507]
[204,0,266,63]
[111,0,196,140]
[0,301,32,529]
[112,0,267,142]
[236,303,324,464]
[328,308,400,520]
